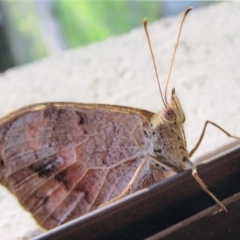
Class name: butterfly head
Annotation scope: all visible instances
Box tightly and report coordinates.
[151,88,185,127]
[150,88,190,173]
[162,88,185,125]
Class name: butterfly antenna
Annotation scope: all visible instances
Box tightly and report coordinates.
[144,18,166,107]
[164,7,193,104]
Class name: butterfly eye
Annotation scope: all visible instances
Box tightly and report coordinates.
[162,107,177,122]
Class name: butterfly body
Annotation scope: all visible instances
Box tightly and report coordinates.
[0,89,189,229]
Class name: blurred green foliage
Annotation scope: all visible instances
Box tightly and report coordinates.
[0,1,216,70]
[1,1,163,66]
[1,1,48,66]
[53,1,163,47]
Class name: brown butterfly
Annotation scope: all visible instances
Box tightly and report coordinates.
[0,7,238,231]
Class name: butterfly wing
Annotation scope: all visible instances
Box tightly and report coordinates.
[0,103,163,229]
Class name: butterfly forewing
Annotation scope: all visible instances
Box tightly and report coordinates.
[0,103,166,229]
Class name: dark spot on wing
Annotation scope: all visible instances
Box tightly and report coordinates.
[75,111,88,125]
[29,155,61,178]
[34,152,38,160]
[43,105,67,121]
[154,148,162,153]
[82,128,88,134]
[56,109,67,121]
[44,105,58,119]
[143,129,153,138]
[55,171,70,190]
[43,196,49,204]
[0,159,4,168]
[78,115,84,125]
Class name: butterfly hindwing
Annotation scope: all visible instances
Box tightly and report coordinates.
[0,103,164,229]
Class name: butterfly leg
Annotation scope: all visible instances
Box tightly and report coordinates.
[188,120,240,212]
[184,158,228,212]
[99,156,149,208]
[191,164,228,212]
[189,120,240,157]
